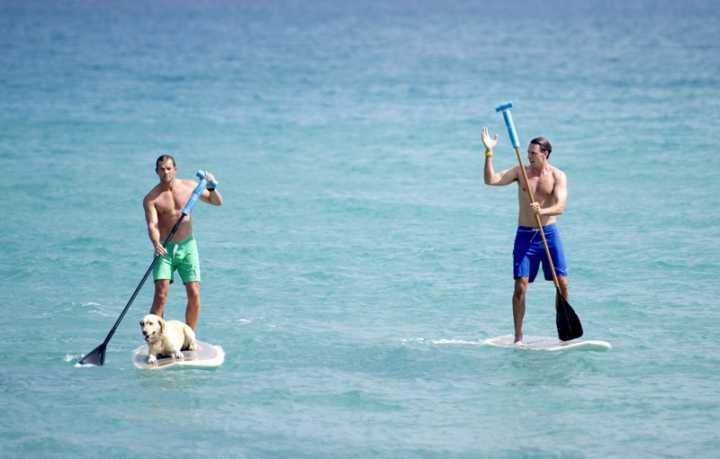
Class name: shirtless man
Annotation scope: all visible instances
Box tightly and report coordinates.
[143,154,223,331]
[481,128,569,344]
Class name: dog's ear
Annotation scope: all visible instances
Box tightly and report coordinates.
[159,318,165,335]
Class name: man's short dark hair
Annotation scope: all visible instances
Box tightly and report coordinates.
[155,154,176,170]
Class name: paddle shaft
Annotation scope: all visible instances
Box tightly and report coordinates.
[512,146,562,291]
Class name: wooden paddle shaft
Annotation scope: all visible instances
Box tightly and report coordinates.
[513,146,562,290]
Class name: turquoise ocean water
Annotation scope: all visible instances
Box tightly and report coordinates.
[2,1,719,457]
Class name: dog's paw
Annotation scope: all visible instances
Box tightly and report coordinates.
[173,351,185,361]
[147,354,158,365]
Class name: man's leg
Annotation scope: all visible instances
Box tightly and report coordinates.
[512,277,529,343]
[150,280,170,318]
[557,275,569,300]
[184,281,201,330]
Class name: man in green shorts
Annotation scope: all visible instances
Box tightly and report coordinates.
[143,154,223,330]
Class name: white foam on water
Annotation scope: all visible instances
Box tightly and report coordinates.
[74,362,98,368]
[430,338,483,346]
[400,337,484,346]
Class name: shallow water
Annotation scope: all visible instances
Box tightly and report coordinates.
[2,1,719,457]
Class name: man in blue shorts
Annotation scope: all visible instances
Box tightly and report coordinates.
[143,154,223,331]
[481,128,569,344]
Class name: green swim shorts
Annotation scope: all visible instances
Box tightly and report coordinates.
[153,235,201,284]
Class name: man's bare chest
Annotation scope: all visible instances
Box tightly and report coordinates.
[520,173,555,198]
[154,190,191,216]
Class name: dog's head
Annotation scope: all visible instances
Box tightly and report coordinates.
[139,314,165,343]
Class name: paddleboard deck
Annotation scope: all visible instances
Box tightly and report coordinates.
[484,334,611,352]
[132,340,225,369]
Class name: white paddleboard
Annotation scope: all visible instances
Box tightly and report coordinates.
[132,340,225,369]
[484,334,611,352]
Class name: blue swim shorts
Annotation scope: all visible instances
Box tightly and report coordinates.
[513,224,567,282]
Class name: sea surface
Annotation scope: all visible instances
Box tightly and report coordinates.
[2,1,719,458]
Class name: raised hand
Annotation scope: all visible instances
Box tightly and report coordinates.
[481,127,499,151]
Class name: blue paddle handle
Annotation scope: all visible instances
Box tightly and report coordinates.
[181,170,208,215]
[495,102,520,148]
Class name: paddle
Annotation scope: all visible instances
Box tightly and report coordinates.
[495,102,583,341]
[78,170,217,366]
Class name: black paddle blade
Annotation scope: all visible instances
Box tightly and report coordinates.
[78,343,106,366]
[555,289,583,341]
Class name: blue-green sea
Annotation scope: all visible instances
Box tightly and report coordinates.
[2,1,719,457]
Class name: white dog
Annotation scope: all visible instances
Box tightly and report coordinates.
[139,314,198,365]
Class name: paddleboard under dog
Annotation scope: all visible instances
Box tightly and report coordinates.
[132,340,225,369]
[484,335,611,352]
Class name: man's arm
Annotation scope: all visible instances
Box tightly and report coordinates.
[482,127,518,186]
[143,196,166,256]
[485,161,518,186]
[198,173,223,206]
